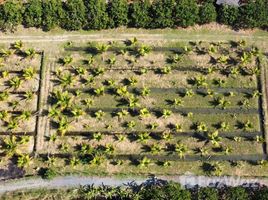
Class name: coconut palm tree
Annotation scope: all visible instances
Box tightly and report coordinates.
[48,133,57,142]
[251,90,262,98]
[207,130,222,147]
[214,96,230,109]
[105,144,115,155]
[22,67,35,80]
[116,134,126,142]
[16,153,31,168]
[62,55,73,65]
[56,116,70,135]
[137,132,151,143]
[73,66,86,76]
[172,98,183,106]
[96,43,110,54]
[184,89,194,97]
[170,54,181,64]
[172,123,182,132]
[90,155,105,166]
[107,57,116,67]
[9,76,23,90]
[229,67,239,77]
[48,106,61,120]
[116,86,129,97]
[23,90,34,101]
[195,121,208,132]
[85,55,95,65]
[127,120,136,129]
[94,86,105,96]
[162,132,172,141]
[19,110,31,121]
[3,135,18,156]
[93,132,103,142]
[217,55,229,64]
[127,95,140,108]
[94,110,105,120]
[7,118,19,131]
[208,44,217,54]
[52,90,72,109]
[210,162,223,176]
[116,109,129,120]
[175,142,188,159]
[219,121,229,131]
[137,45,151,56]
[240,51,252,65]
[240,99,250,108]
[162,109,172,119]
[13,40,23,50]
[213,78,226,87]
[126,76,138,86]
[242,120,254,131]
[0,91,9,101]
[138,157,151,168]
[129,37,138,46]
[83,98,94,107]
[150,143,162,154]
[58,73,74,88]
[10,100,19,110]
[92,67,105,76]
[69,156,80,168]
[70,106,84,119]
[24,48,36,59]
[140,87,150,97]
[193,76,208,88]
[139,108,151,118]
[198,147,209,157]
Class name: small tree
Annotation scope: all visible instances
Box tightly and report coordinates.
[107,0,128,28]
[129,0,151,28]
[23,0,43,28]
[199,3,217,24]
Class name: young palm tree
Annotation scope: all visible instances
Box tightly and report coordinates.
[69,156,80,168]
[198,147,209,157]
[22,67,35,80]
[162,131,172,141]
[116,134,126,142]
[173,123,182,132]
[92,67,105,76]
[23,90,34,101]
[62,55,73,65]
[127,120,136,129]
[93,132,103,142]
[3,135,18,156]
[16,153,31,168]
[7,118,19,131]
[116,86,129,97]
[214,96,230,110]
[18,110,31,121]
[0,110,8,121]
[127,76,138,86]
[160,66,172,74]
[208,44,217,54]
[72,66,86,76]
[13,40,23,51]
[251,90,262,98]
[140,87,150,97]
[1,70,9,78]
[96,43,110,54]
[48,133,57,143]
[85,55,95,65]
[175,142,188,159]
[170,54,181,64]
[57,116,70,135]
[184,89,194,97]
[172,98,183,106]
[150,143,162,154]
[242,120,254,131]
[138,157,151,168]
[129,37,138,46]
[217,55,229,64]
[137,45,151,56]
[48,106,61,120]
[70,106,84,119]
[0,91,9,101]
[207,130,222,147]
[127,95,140,108]
[195,121,208,132]
[19,135,30,145]
[107,57,116,66]
[94,86,105,96]
[0,49,15,57]
[213,78,226,87]
[9,76,23,90]
[105,144,115,155]
[139,108,151,118]
[52,90,72,109]
[219,121,229,131]
[24,48,36,59]
[94,110,105,120]
[90,155,104,166]
[162,109,172,119]
[193,76,207,88]
[58,73,74,88]
[148,122,159,130]
[137,132,151,143]
[83,98,94,108]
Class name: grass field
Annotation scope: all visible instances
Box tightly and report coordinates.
[0,27,268,179]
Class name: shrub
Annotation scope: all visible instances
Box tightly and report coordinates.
[61,0,86,30]
[150,0,175,28]
[218,5,239,27]
[174,0,199,27]
[40,168,57,180]
[42,0,64,31]
[84,0,109,30]
[199,2,217,24]
[0,1,23,31]
[23,0,43,28]
[107,0,128,28]
[253,187,268,200]
[223,186,249,200]
[128,0,151,28]
[197,187,219,200]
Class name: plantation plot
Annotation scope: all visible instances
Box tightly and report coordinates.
[0,37,267,178]
[38,39,266,176]
[0,42,42,172]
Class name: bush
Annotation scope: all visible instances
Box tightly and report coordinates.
[150,0,175,28]
[42,0,64,31]
[197,187,218,200]
[23,0,43,28]
[174,0,199,28]
[61,0,86,30]
[84,0,109,30]
[138,182,191,200]
[40,168,57,180]
[253,187,268,200]
[239,0,268,28]
[218,5,239,27]
[199,3,217,24]
[128,0,151,28]
[107,0,128,28]
[0,1,23,31]
[223,187,249,200]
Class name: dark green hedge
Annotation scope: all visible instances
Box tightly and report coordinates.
[0,0,267,32]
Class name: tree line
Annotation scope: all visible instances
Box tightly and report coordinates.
[0,0,267,32]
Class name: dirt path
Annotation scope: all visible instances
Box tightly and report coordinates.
[0,175,267,194]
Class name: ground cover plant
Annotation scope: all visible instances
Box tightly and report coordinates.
[0,37,267,179]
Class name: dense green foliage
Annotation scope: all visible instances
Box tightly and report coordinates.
[174,0,199,27]
[84,0,109,30]
[61,0,86,30]
[2,180,268,200]
[0,0,267,31]
[199,2,217,24]
[23,0,43,28]
[107,0,128,28]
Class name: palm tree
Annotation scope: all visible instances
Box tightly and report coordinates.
[7,118,19,131]
[150,143,162,154]
[148,122,159,130]
[129,37,138,46]
[0,49,15,57]
[127,120,136,129]
[138,157,151,168]
[137,132,151,143]
[172,98,183,106]
[92,67,105,76]
[127,95,140,108]
[23,67,35,80]
[58,73,74,88]
[94,110,105,120]
[0,110,8,121]
[184,89,194,97]
[94,86,105,96]
[242,120,254,131]
[208,44,217,54]
[210,162,223,176]
[3,136,18,156]
[137,45,151,56]
[83,98,94,107]
[160,66,172,74]
[170,54,181,64]
[139,108,151,118]
[93,132,103,141]
[73,66,86,76]
[9,76,23,90]
[207,130,222,147]
[162,131,172,141]
[96,43,110,54]
[57,116,70,135]
[48,133,57,143]
[195,122,208,132]
[175,142,188,159]
[19,110,31,121]
[0,91,9,101]
[90,155,104,166]
[230,67,239,77]
[10,100,19,110]
[213,78,226,87]
[24,90,34,101]
[256,136,265,143]
[127,76,138,86]
[140,87,150,97]
[219,121,229,131]
[217,55,229,64]
[52,90,72,109]
[198,147,209,157]
[251,90,262,98]
[16,154,31,168]
[69,156,80,168]
[105,144,115,155]
[80,143,94,154]
[162,109,172,119]
[240,51,252,65]
[116,134,126,142]
[240,99,250,108]
[25,48,37,59]
[13,40,23,50]
[214,96,230,110]
[107,57,116,66]
[193,76,207,88]
[116,109,129,120]
[62,55,73,65]
[48,106,61,120]
[1,70,9,78]
[70,106,84,119]
[116,86,129,97]
[85,55,95,65]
